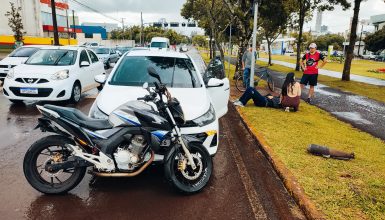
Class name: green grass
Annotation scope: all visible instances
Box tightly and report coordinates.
[260,53,385,80]
[255,60,385,104]
[199,48,385,219]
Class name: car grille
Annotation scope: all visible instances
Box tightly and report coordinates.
[0,73,6,78]
[14,78,49,84]
[9,87,53,97]
[0,65,16,68]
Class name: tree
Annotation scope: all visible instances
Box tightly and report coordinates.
[342,0,363,81]
[364,26,385,53]
[192,35,207,47]
[259,0,289,65]
[313,34,344,51]
[5,2,24,45]
[285,0,350,71]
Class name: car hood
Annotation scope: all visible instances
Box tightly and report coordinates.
[12,64,72,77]
[96,85,210,120]
[0,57,28,65]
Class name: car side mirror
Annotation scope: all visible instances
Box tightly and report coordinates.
[207,78,224,88]
[94,74,106,84]
[80,61,90,67]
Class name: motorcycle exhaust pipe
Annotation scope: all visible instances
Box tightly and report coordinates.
[92,151,154,177]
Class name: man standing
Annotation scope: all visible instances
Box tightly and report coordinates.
[300,43,327,104]
[242,46,255,88]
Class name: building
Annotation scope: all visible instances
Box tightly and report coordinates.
[0,0,80,48]
[82,22,119,33]
[71,25,108,40]
[370,14,385,31]
[321,25,328,33]
[315,10,322,33]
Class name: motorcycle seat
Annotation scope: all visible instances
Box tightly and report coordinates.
[44,104,113,130]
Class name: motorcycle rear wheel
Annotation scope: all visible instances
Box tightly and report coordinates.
[23,135,86,194]
[164,143,212,194]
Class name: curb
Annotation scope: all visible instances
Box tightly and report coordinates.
[233,105,326,220]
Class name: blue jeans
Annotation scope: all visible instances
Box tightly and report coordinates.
[243,68,250,88]
[239,87,267,107]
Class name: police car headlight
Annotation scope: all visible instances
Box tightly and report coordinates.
[51,70,69,80]
[192,104,216,127]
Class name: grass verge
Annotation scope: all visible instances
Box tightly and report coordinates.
[256,60,385,104]
[199,49,385,220]
[260,53,385,81]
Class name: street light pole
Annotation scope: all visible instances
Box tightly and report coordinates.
[249,0,259,88]
[228,19,232,78]
[50,0,59,45]
[357,23,363,56]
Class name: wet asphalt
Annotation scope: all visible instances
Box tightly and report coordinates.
[0,70,305,218]
[226,56,385,141]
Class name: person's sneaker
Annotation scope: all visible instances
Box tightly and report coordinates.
[233,100,244,107]
[284,107,290,112]
[306,98,312,104]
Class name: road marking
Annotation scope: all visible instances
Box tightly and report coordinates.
[222,120,267,220]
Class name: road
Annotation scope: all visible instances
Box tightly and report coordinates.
[226,56,385,141]
[0,73,305,219]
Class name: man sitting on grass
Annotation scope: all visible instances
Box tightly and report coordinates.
[233,72,301,112]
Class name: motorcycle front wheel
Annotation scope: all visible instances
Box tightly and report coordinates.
[164,143,212,194]
[23,135,86,194]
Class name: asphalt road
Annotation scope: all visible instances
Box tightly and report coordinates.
[0,73,305,219]
[226,56,385,141]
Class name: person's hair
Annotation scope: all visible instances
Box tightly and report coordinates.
[281,72,295,96]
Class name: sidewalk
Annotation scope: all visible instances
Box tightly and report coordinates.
[258,57,385,86]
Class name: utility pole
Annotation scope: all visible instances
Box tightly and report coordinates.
[121,18,125,40]
[72,10,76,39]
[228,19,232,78]
[249,0,259,87]
[50,0,59,45]
[140,12,143,46]
[357,23,363,56]
[65,9,70,45]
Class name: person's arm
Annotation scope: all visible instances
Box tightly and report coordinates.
[242,53,246,69]
[301,54,307,71]
[279,94,283,103]
[296,82,301,96]
[318,53,327,69]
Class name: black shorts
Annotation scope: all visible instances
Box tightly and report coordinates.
[300,74,318,86]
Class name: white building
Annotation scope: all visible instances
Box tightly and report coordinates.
[370,14,385,31]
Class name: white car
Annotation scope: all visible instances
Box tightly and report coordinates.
[93,47,120,69]
[89,50,230,159]
[0,45,44,81]
[3,46,105,104]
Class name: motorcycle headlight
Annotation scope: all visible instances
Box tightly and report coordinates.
[51,70,69,80]
[6,68,14,79]
[192,104,216,127]
[89,103,109,119]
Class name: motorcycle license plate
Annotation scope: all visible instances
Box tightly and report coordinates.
[20,88,38,94]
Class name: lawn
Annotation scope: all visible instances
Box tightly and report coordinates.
[259,53,385,81]
[255,60,385,104]
[200,50,385,220]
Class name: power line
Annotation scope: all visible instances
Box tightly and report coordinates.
[68,0,121,23]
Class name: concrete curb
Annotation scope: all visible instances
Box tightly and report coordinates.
[233,105,326,220]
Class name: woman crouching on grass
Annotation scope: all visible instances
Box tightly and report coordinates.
[233,72,301,112]
[281,72,301,112]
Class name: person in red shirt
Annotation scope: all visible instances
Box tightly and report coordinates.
[300,43,327,104]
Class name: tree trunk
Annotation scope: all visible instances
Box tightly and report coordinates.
[215,40,225,62]
[295,4,305,71]
[209,35,213,59]
[267,38,272,66]
[234,39,248,79]
[342,0,362,81]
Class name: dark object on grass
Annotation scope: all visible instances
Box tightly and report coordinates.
[307,144,355,160]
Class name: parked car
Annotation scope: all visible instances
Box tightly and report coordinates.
[116,46,132,56]
[374,54,385,62]
[89,50,230,158]
[93,47,120,68]
[3,46,105,104]
[82,42,100,47]
[0,45,44,81]
[150,37,170,51]
[179,44,188,52]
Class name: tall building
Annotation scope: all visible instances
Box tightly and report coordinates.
[315,10,322,33]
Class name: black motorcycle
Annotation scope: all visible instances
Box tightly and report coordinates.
[23,67,213,194]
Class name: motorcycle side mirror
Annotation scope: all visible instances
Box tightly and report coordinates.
[142,82,149,89]
[147,66,162,83]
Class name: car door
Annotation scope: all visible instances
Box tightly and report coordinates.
[110,49,118,63]
[78,49,92,89]
[87,49,103,80]
[202,58,230,118]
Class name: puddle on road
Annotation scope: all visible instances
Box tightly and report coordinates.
[331,112,373,125]
[316,85,341,97]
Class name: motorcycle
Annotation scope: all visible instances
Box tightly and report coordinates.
[23,67,213,194]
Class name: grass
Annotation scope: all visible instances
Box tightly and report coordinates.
[255,60,385,104]
[260,53,385,81]
[199,48,385,220]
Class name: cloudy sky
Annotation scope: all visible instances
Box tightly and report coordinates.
[68,0,385,34]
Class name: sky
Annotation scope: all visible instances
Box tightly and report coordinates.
[68,0,385,35]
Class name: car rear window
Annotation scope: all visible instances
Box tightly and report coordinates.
[109,56,201,88]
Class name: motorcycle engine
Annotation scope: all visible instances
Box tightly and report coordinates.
[114,135,146,171]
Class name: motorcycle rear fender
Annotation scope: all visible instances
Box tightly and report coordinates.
[35,117,69,137]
